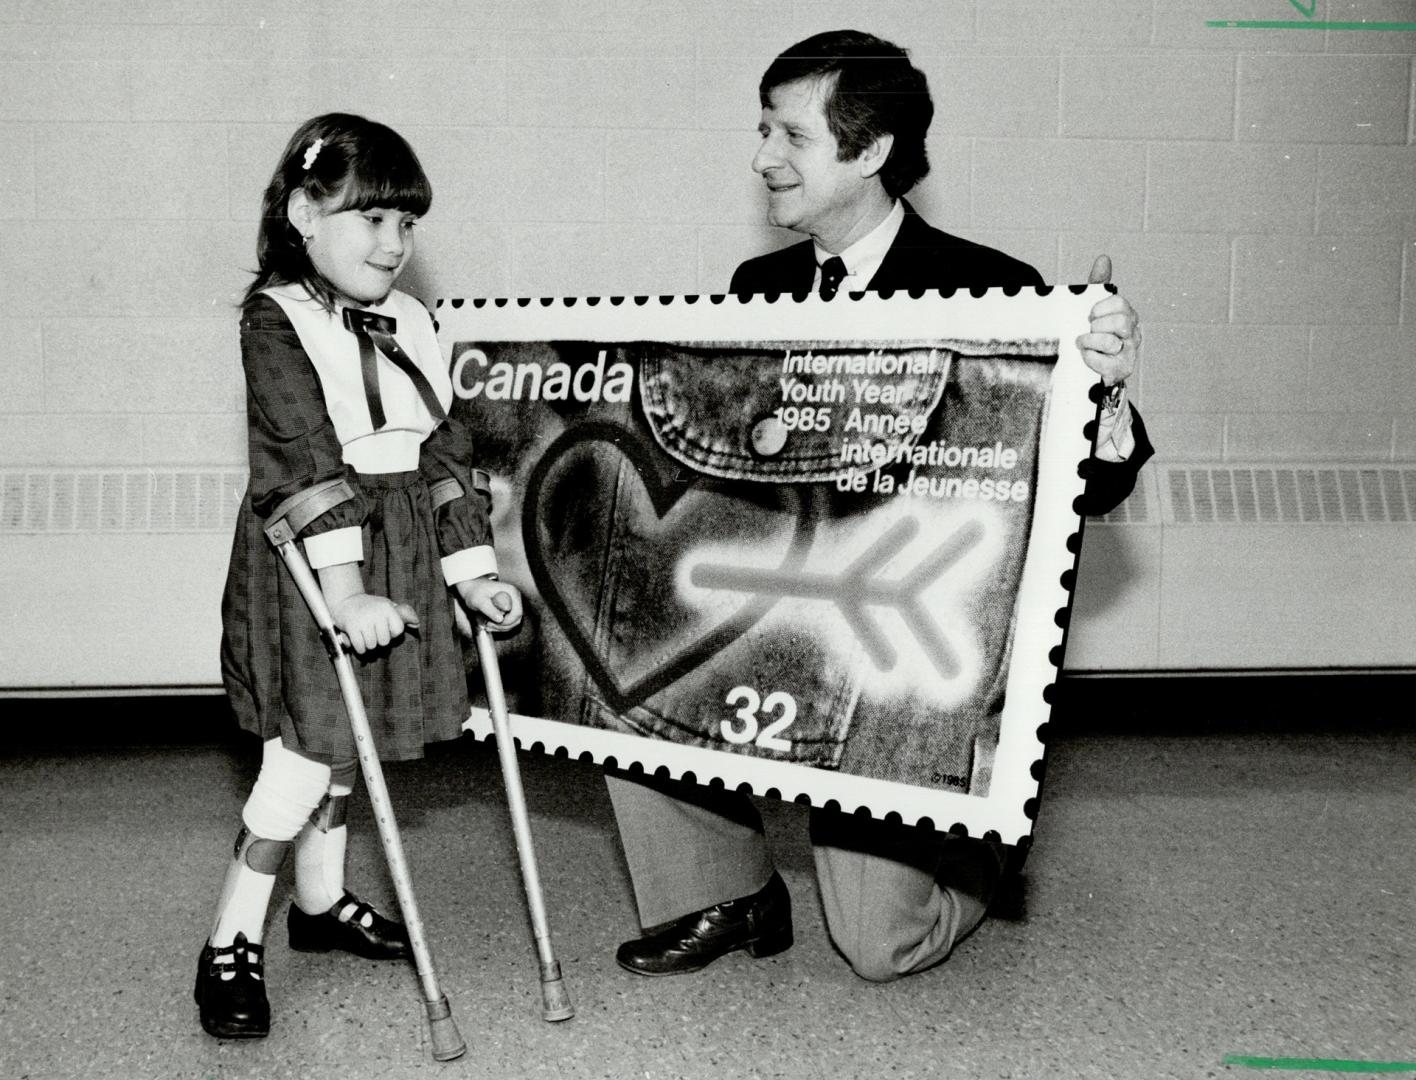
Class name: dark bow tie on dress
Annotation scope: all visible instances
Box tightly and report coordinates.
[341,307,446,430]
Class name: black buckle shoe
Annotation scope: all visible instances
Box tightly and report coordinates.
[288,892,411,960]
[195,933,270,1038]
[616,871,793,976]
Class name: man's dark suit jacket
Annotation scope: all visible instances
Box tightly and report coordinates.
[729,202,1153,515]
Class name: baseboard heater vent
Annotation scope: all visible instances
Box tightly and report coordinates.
[1165,465,1415,525]
[0,469,246,534]
[7,466,1411,534]
[1091,465,1416,527]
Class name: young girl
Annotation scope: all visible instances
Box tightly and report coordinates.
[198,112,522,1039]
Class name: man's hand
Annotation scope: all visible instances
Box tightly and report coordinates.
[1076,254,1140,386]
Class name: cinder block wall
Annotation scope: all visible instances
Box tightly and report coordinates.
[1,0,1413,473]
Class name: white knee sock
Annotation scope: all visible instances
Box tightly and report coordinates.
[210,835,280,949]
[293,759,357,916]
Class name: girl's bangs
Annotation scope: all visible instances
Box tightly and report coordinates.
[334,148,432,216]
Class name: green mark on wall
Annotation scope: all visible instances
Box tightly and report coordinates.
[1212,0,1414,28]
[1224,1056,1416,1073]
[1207,19,1416,28]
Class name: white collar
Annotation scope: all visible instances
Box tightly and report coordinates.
[812,199,905,281]
[265,281,406,320]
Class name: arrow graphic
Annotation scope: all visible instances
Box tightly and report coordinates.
[688,516,984,679]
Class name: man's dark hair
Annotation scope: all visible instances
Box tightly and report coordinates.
[759,29,932,198]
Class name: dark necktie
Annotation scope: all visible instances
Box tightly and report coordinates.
[818,255,848,300]
[341,308,448,431]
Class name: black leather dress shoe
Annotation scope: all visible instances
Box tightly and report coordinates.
[616,871,793,976]
[287,893,411,960]
[195,933,270,1038]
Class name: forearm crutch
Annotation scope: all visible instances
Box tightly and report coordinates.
[264,504,467,1063]
[472,619,574,1022]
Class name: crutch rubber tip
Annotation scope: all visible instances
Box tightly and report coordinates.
[540,961,575,1022]
[425,994,467,1061]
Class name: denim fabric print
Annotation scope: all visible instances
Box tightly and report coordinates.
[450,338,1054,793]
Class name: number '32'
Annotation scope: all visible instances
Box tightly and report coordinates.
[720,686,796,752]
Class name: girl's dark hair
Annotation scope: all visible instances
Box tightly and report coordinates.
[760,30,933,198]
[245,112,433,309]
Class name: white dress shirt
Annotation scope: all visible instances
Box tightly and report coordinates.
[810,199,906,295]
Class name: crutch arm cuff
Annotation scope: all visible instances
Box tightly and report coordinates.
[429,469,492,513]
[262,478,359,547]
[470,468,492,501]
[428,477,464,511]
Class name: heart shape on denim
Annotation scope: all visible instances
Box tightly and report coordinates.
[522,419,816,713]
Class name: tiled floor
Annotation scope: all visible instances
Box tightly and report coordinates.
[1,683,1411,1080]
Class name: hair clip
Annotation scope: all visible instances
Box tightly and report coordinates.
[302,138,324,171]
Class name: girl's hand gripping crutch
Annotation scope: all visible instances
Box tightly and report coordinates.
[472,606,574,1022]
[264,511,467,1062]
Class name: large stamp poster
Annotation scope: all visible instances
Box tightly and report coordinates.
[438,289,1102,845]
